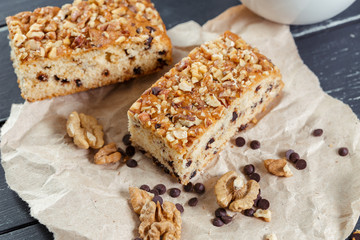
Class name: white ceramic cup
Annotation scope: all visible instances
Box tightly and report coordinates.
[241,0,356,25]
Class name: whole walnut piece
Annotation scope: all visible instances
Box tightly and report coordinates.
[94,143,122,165]
[66,111,104,149]
[215,171,260,212]
[129,187,182,240]
[264,158,293,177]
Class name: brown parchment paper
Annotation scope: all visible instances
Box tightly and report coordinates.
[1,6,360,240]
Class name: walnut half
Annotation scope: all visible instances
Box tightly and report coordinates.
[94,143,122,165]
[214,171,260,212]
[66,111,104,149]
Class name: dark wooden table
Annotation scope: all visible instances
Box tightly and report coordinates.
[0,0,359,239]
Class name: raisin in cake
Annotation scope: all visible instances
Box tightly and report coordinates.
[128,31,284,184]
[6,0,172,101]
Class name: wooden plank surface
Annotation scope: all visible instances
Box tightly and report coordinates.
[0,0,359,239]
[0,223,53,240]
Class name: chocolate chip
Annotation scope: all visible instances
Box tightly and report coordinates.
[136,28,142,34]
[145,35,153,49]
[150,189,159,196]
[126,146,135,157]
[175,203,184,213]
[255,85,261,92]
[61,78,69,83]
[250,140,260,149]
[37,73,48,81]
[169,188,181,198]
[243,164,255,175]
[206,138,215,150]
[215,208,227,218]
[155,123,161,129]
[286,149,295,160]
[126,159,138,168]
[152,195,163,205]
[257,198,270,210]
[235,137,246,147]
[253,195,261,207]
[151,87,161,96]
[249,173,260,182]
[194,183,205,194]
[117,147,126,158]
[188,197,198,207]
[338,147,349,156]
[184,182,193,192]
[75,79,82,87]
[212,217,224,227]
[145,26,156,33]
[54,75,60,81]
[289,152,300,163]
[185,160,192,167]
[102,69,110,76]
[239,124,248,131]
[295,159,307,170]
[221,215,232,224]
[190,170,197,179]
[140,184,150,192]
[243,208,255,217]
[154,184,166,195]
[313,129,323,136]
[122,134,131,146]
[133,67,142,75]
[231,112,238,122]
[158,50,166,55]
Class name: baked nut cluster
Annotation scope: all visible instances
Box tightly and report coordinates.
[129,187,182,240]
[66,111,104,149]
[128,31,280,153]
[6,0,166,61]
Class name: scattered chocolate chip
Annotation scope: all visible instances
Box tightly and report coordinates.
[155,123,161,129]
[117,147,126,158]
[212,217,224,227]
[184,182,193,192]
[151,87,161,96]
[295,159,307,170]
[188,197,198,207]
[338,147,349,156]
[140,184,150,192]
[126,159,138,168]
[286,149,295,160]
[250,140,261,149]
[313,129,323,136]
[150,189,159,196]
[75,79,82,87]
[194,183,205,194]
[253,196,261,207]
[152,195,163,205]
[215,208,227,218]
[37,73,48,81]
[244,164,255,175]
[257,198,270,210]
[221,215,233,224]
[175,203,184,213]
[169,188,181,198]
[249,173,260,182]
[122,134,131,146]
[243,208,255,217]
[231,112,238,122]
[133,67,142,75]
[126,146,135,157]
[235,137,246,147]
[54,75,60,81]
[289,152,300,163]
[154,184,166,195]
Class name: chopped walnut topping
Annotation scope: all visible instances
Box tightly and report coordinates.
[6,0,168,62]
[128,31,281,153]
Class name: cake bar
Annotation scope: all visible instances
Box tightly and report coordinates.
[128,31,284,184]
[6,0,172,101]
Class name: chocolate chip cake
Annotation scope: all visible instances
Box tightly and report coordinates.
[128,31,284,184]
[6,0,172,101]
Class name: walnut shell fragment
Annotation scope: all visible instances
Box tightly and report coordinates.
[264,158,293,177]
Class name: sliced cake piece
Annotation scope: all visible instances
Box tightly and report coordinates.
[6,0,172,101]
[128,31,284,185]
